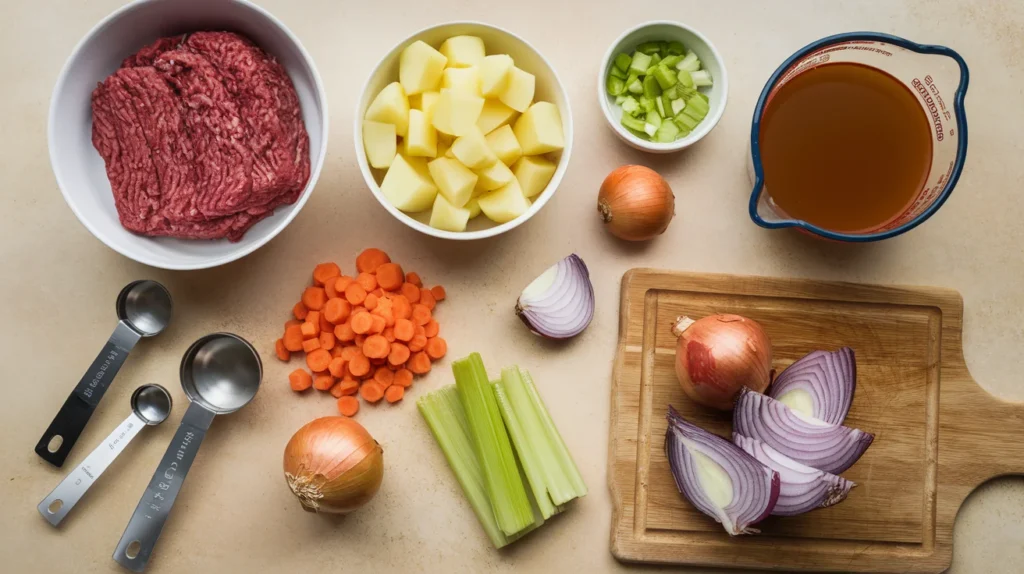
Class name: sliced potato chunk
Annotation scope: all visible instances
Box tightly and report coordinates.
[478,180,530,223]
[380,154,437,212]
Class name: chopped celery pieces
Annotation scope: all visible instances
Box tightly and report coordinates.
[606,41,714,142]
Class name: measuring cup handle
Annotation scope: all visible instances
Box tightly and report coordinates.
[113,403,215,572]
[35,322,141,467]
[38,412,147,526]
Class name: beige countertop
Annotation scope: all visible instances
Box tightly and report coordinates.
[1,0,1022,572]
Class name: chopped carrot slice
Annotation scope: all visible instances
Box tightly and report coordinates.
[400,283,421,303]
[360,382,385,403]
[430,285,446,301]
[341,346,360,361]
[376,263,405,291]
[300,321,318,339]
[348,352,371,377]
[411,304,432,326]
[275,339,290,362]
[334,321,355,343]
[345,282,367,305]
[414,324,426,337]
[289,369,313,392]
[393,369,414,388]
[293,301,309,320]
[350,312,374,335]
[425,337,447,360]
[372,288,385,298]
[393,318,415,342]
[356,248,391,273]
[363,334,390,359]
[382,326,396,343]
[320,312,334,333]
[420,288,436,310]
[369,314,387,334]
[302,338,321,353]
[313,262,341,286]
[424,319,440,338]
[283,325,304,352]
[325,278,340,299]
[337,395,360,417]
[319,332,336,351]
[388,342,411,366]
[337,377,360,396]
[374,368,395,388]
[306,310,321,329]
[328,357,347,378]
[356,272,378,292]
[409,333,427,352]
[323,298,351,324]
[384,385,405,403]
[285,319,302,329]
[334,275,354,293]
[390,295,412,320]
[306,349,332,373]
[302,286,327,311]
[313,373,335,391]
[364,292,379,311]
[408,351,432,374]
[406,271,422,286]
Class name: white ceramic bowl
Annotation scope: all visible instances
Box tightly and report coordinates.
[49,0,328,270]
[598,21,728,153]
[355,22,573,240]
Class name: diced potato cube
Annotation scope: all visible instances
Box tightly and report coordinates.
[431,89,485,137]
[465,196,482,219]
[498,67,535,113]
[439,35,485,68]
[420,91,441,123]
[480,54,514,97]
[450,126,499,170]
[427,157,478,208]
[441,66,480,96]
[399,41,447,95]
[512,155,557,198]
[476,99,519,135]
[362,120,397,169]
[429,193,472,231]
[475,160,515,192]
[365,82,410,137]
[484,125,522,166]
[513,102,565,155]
[477,180,530,223]
[404,109,437,158]
[380,154,437,212]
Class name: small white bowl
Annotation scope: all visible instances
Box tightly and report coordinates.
[49,0,328,270]
[355,22,573,240]
[598,21,728,153]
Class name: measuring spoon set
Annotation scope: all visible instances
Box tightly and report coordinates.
[35,280,263,573]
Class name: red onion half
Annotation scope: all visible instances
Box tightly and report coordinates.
[733,389,873,475]
[515,254,595,340]
[733,434,855,516]
[769,347,856,426]
[665,406,780,535]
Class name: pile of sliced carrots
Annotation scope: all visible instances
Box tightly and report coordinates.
[276,248,447,417]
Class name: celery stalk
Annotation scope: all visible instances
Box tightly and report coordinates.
[676,52,700,73]
[493,380,558,519]
[667,41,686,55]
[614,52,632,73]
[620,115,646,133]
[520,369,587,497]
[642,75,662,99]
[628,52,651,74]
[677,69,695,88]
[608,66,627,80]
[691,69,713,87]
[660,54,683,69]
[606,75,625,96]
[636,41,662,55]
[454,353,534,536]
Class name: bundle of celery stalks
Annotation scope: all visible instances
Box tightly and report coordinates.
[606,40,714,142]
[418,353,587,548]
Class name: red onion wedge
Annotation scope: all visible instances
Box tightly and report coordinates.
[769,347,856,426]
[665,406,780,535]
[515,254,595,340]
[733,388,873,475]
[733,434,855,516]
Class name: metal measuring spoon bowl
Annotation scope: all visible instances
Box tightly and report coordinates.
[38,384,173,527]
[114,333,261,572]
[35,280,172,467]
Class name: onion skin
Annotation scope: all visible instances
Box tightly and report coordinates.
[283,417,384,514]
[672,315,773,411]
[597,165,675,241]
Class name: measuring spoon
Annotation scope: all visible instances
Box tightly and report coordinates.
[38,384,172,526]
[113,333,261,572]
[36,280,172,467]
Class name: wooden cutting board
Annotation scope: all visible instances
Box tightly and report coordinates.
[608,269,1024,572]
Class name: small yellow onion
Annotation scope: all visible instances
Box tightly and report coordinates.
[597,165,675,241]
[283,417,384,514]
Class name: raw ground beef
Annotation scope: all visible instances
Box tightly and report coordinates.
[91,32,311,241]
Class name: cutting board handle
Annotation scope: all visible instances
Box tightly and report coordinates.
[943,384,1024,485]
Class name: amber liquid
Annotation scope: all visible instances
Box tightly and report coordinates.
[759,63,933,233]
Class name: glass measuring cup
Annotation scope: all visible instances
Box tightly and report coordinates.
[748,32,969,242]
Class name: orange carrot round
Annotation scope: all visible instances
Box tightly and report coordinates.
[289,369,313,392]
[356,272,378,292]
[334,275,354,293]
[430,285,447,301]
[400,283,421,303]
[388,342,411,366]
[283,325,304,352]
[313,373,335,391]
[423,319,440,338]
[419,288,436,310]
[328,357,347,378]
[382,326,396,343]
[341,346,361,362]
[363,335,390,359]
[300,321,318,339]
[337,377,360,396]
[302,338,321,353]
[313,262,341,286]
[376,263,405,291]
[337,395,360,417]
[348,352,371,378]
[393,369,414,388]
[344,282,367,306]
[319,332,336,351]
[275,339,290,362]
[293,301,309,321]
[323,298,351,324]
[360,382,385,403]
[411,304,432,326]
[364,293,379,311]
[302,286,327,311]
[356,248,391,273]
[306,349,332,373]
[325,278,340,299]
[334,321,356,343]
[369,314,387,334]
[408,351,432,374]
[425,337,447,360]
[393,319,415,342]
[285,319,302,329]
[384,385,405,403]
[406,271,422,286]
[408,333,428,352]
[350,312,374,335]
[374,368,395,388]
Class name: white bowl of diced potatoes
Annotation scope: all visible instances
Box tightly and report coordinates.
[356,22,572,239]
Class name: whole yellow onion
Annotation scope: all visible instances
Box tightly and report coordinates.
[283,417,384,513]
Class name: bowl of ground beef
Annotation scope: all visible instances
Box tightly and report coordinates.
[49,0,327,270]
